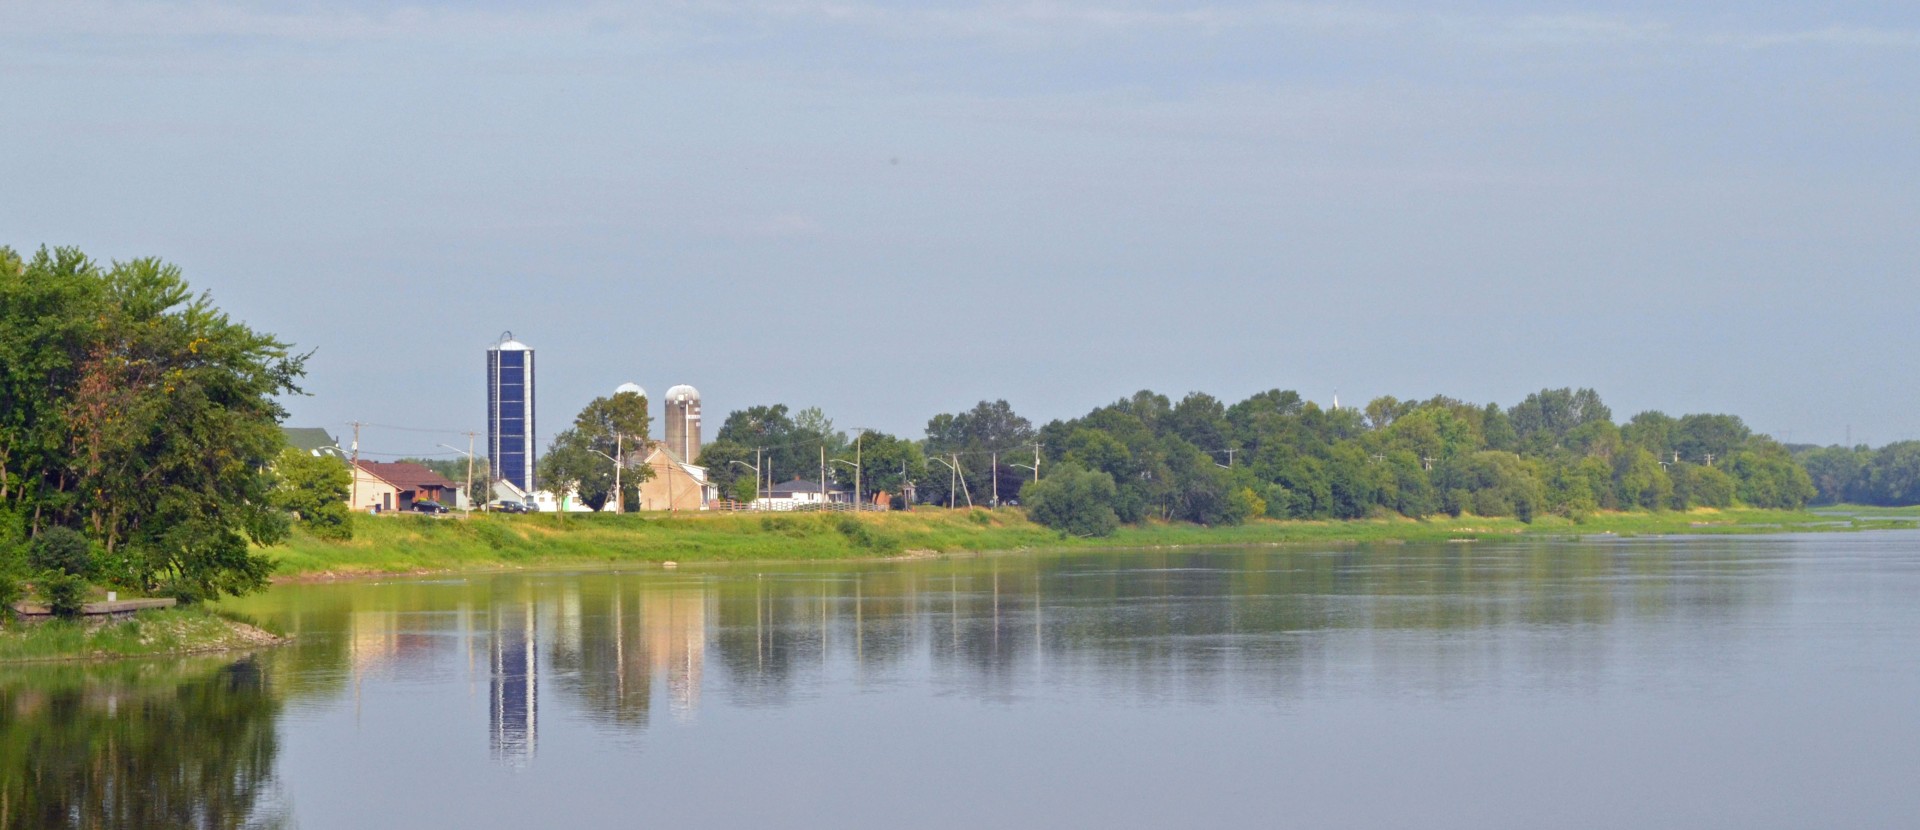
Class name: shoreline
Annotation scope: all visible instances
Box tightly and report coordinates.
[262,505,1915,585]
[0,607,288,665]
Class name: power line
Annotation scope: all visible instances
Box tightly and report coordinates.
[348,421,477,436]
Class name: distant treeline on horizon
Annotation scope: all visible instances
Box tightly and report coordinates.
[591,385,1881,530]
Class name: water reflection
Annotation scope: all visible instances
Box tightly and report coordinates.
[490,597,537,765]
[0,657,286,829]
[11,535,1917,827]
[220,539,1794,767]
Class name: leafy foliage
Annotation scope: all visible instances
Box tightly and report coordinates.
[270,448,352,539]
[29,527,94,577]
[0,246,302,601]
[1029,385,1821,527]
[1021,464,1120,537]
[538,390,656,511]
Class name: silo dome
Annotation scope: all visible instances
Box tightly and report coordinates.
[615,382,646,397]
[666,384,699,402]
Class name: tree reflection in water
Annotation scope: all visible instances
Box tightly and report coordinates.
[202,538,1784,770]
[0,656,285,829]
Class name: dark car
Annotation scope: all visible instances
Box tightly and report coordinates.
[411,500,450,514]
[490,500,529,514]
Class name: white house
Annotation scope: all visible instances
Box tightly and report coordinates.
[753,479,852,511]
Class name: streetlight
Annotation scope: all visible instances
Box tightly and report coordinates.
[929,454,972,508]
[842,428,877,511]
[730,459,761,505]
[438,442,477,514]
[829,458,860,509]
[588,438,627,513]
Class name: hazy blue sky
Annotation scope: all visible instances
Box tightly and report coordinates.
[4,1,1915,460]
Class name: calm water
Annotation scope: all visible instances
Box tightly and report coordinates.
[7,532,1920,828]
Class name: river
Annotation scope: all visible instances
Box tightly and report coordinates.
[6,531,1920,828]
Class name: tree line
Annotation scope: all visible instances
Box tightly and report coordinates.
[1796,442,1920,506]
[690,387,1822,536]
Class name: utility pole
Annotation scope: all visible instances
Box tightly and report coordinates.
[820,445,827,508]
[854,432,862,511]
[465,430,477,514]
[954,453,973,508]
[931,454,957,508]
[992,451,999,508]
[348,421,363,512]
[1032,442,1041,483]
[613,432,624,514]
[1704,452,1716,467]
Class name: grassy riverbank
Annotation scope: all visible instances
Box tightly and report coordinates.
[267,505,1868,579]
[0,607,284,664]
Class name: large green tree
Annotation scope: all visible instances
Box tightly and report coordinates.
[537,390,655,511]
[0,247,305,601]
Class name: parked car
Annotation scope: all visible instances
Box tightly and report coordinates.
[411,500,450,514]
[489,500,529,514]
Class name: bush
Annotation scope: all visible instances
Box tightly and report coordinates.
[831,514,899,552]
[40,572,88,619]
[28,527,93,577]
[0,570,20,626]
[1022,464,1120,537]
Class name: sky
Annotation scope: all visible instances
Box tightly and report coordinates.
[3,1,1916,461]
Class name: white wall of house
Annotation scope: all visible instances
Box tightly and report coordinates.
[349,468,402,512]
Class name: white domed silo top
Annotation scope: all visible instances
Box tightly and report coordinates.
[667,384,699,402]
[615,382,646,397]
[494,331,530,351]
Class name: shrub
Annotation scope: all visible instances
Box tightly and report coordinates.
[0,570,20,626]
[1229,487,1267,524]
[1022,464,1120,537]
[831,514,899,553]
[28,527,93,577]
[40,572,88,619]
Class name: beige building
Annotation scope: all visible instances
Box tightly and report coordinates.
[634,443,714,512]
[350,460,462,512]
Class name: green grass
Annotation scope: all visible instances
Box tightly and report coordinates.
[0,606,282,663]
[266,505,1867,579]
[1813,503,1920,517]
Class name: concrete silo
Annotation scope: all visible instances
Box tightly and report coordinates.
[665,384,701,461]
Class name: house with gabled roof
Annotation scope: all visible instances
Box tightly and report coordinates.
[351,460,462,512]
[752,478,851,511]
[635,443,716,511]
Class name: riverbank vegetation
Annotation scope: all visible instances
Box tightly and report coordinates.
[0,246,302,614]
[266,505,1860,579]
[686,389,1817,539]
[1797,442,1920,507]
[0,606,283,663]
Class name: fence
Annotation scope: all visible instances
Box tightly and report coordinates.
[709,499,888,513]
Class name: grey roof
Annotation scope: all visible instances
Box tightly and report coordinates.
[282,427,347,459]
[768,478,847,495]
